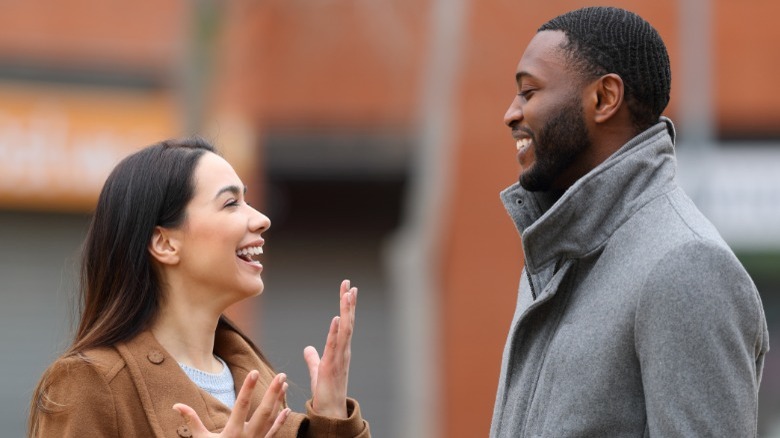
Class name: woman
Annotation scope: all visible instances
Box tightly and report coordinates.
[28,138,370,437]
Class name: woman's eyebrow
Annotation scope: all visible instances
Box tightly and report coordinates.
[214,185,247,200]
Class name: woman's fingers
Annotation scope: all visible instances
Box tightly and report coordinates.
[305,280,359,419]
[339,279,350,301]
[247,373,287,433]
[265,408,291,437]
[172,403,212,437]
[334,279,356,353]
[175,372,291,437]
[305,314,337,403]
[327,315,341,352]
[351,288,357,324]
[337,288,356,350]
[222,370,260,433]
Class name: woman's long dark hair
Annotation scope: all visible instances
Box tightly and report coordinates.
[29,137,271,436]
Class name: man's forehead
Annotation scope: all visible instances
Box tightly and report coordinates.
[516,30,569,77]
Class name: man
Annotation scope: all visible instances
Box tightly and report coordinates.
[492,6,769,437]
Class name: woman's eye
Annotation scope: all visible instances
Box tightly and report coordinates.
[225,199,239,208]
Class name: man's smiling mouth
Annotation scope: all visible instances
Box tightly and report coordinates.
[516,138,532,151]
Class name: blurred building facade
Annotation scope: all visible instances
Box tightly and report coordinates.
[1,1,779,437]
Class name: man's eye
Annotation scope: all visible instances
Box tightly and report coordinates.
[519,90,534,100]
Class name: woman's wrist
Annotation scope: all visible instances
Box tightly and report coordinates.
[310,399,348,419]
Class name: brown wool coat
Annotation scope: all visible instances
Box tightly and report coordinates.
[36,326,370,437]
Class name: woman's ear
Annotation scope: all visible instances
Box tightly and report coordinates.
[592,73,624,124]
[148,226,180,266]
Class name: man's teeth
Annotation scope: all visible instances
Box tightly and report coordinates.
[236,246,264,257]
[516,138,531,151]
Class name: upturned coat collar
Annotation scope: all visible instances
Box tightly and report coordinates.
[113,325,279,437]
[501,117,678,274]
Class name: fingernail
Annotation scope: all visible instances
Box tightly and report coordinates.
[279,373,287,383]
[345,279,350,289]
[282,382,289,392]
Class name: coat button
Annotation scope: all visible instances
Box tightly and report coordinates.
[177,425,193,437]
[147,350,165,364]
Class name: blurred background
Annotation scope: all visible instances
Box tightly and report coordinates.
[1,0,778,436]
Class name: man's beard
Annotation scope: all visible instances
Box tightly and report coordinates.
[519,98,591,192]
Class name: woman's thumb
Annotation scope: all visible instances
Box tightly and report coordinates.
[173,403,209,436]
[303,346,320,388]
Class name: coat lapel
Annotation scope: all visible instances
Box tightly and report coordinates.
[115,325,303,436]
[213,326,308,435]
[115,330,235,436]
[213,326,276,417]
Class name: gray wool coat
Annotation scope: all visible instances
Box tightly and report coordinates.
[490,118,769,437]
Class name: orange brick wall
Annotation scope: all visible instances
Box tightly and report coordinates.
[0,0,187,70]
[714,0,780,134]
[212,0,429,127]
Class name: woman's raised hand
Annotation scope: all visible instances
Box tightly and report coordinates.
[173,371,290,437]
[303,279,358,418]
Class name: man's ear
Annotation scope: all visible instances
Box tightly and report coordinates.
[148,226,180,266]
[591,73,624,124]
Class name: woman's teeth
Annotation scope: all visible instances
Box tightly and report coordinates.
[516,138,531,151]
[236,246,263,261]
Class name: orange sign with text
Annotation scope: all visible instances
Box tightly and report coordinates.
[0,81,182,211]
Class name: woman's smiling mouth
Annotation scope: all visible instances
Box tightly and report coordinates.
[236,244,263,266]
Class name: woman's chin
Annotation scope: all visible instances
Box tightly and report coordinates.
[246,278,264,297]
[223,279,264,304]
[251,284,264,297]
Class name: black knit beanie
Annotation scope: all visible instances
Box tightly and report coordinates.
[539,6,671,131]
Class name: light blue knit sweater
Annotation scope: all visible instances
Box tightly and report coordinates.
[179,356,236,408]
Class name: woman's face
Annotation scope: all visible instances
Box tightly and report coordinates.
[171,152,270,305]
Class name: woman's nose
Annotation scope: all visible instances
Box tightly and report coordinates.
[249,207,271,233]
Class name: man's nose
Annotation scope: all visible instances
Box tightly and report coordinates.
[504,96,523,127]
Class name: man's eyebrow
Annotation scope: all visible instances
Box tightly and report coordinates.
[214,185,247,200]
[515,71,535,83]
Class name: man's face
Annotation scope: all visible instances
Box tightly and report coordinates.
[504,31,592,192]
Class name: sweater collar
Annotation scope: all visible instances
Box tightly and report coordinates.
[501,117,677,274]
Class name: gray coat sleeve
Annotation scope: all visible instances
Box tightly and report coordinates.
[635,239,769,437]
